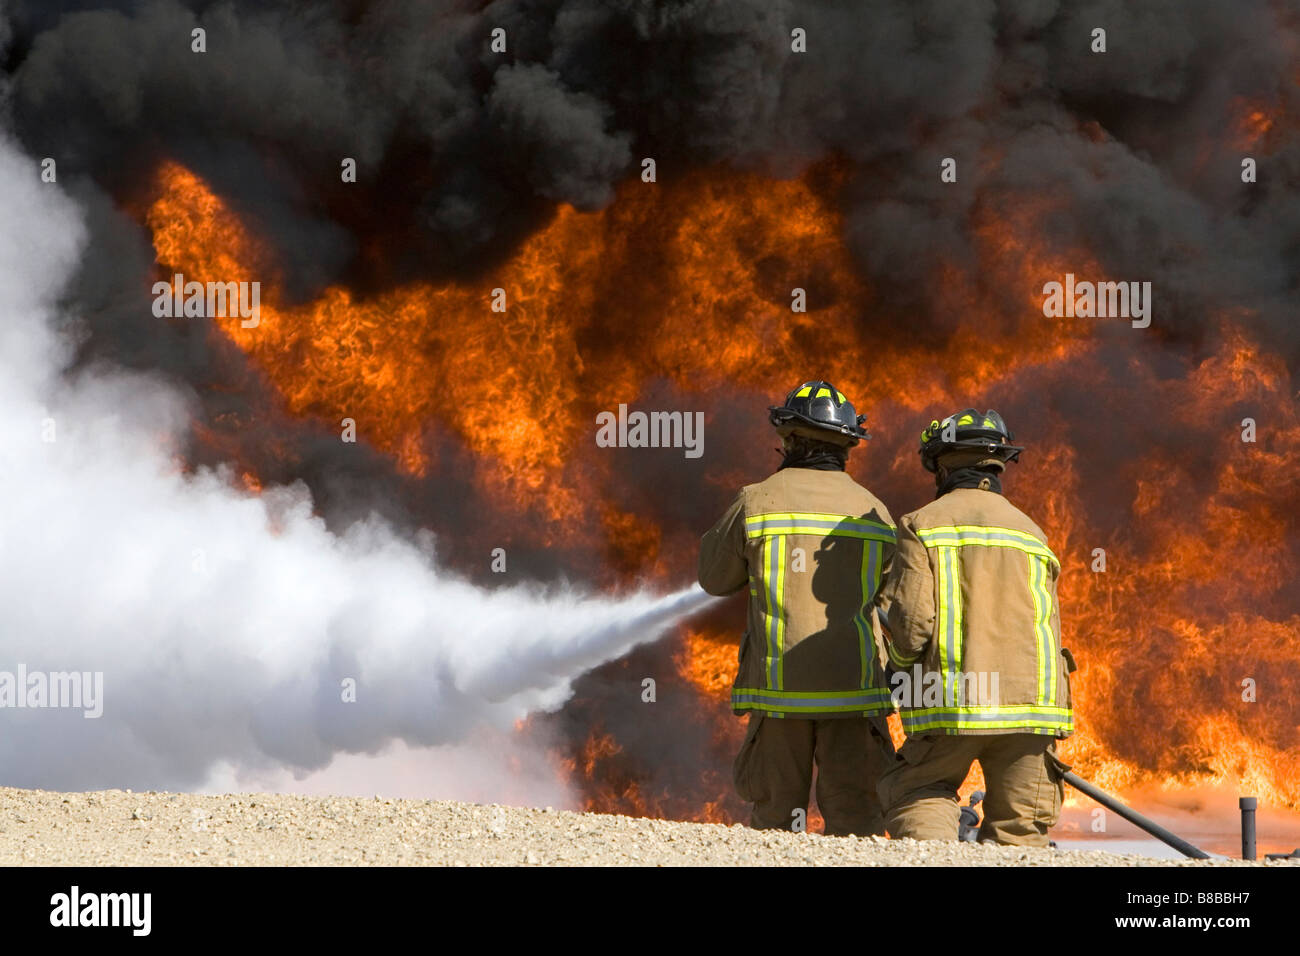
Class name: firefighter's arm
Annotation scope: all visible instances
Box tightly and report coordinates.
[867,505,898,654]
[698,493,749,596]
[875,505,897,589]
[1049,559,1078,683]
[878,516,934,669]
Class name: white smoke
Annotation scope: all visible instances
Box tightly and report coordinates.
[0,134,714,798]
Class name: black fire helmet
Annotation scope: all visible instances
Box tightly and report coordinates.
[769,381,870,446]
[919,408,1024,473]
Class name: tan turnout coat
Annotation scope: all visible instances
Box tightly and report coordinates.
[698,468,896,718]
[879,488,1073,736]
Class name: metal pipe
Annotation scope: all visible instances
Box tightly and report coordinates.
[1240,797,1257,861]
[1060,770,1211,860]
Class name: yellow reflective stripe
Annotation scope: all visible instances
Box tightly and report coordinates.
[761,537,776,690]
[750,526,895,542]
[871,541,884,678]
[916,525,1058,564]
[900,704,1073,733]
[746,511,895,527]
[732,687,895,715]
[1030,553,1045,705]
[935,545,962,706]
[1046,570,1058,706]
[901,713,1073,733]
[854,554,869,690]
[866,540,880,687]
[745,512,895,542]
[853,540,882,689]
[734,706,898,714]
[795,385,812,397]
[775,536,786,690]
[886,637,919,669]
[918,525,1050,549]
[902,704,1073,715]
[935,545,949,701]
[732,688,895,700]
[758,536,789,691]
[949,547,964,699]
[920,538,1047,554]
[763,536,784,691]
[1030,555,1057,707]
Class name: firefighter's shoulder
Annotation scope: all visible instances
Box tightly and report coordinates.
[906,489,1050,546]
[735,469,787,505]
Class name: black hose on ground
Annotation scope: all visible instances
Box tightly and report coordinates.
[1046,751,1212,860]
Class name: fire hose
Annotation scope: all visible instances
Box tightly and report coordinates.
[1046,752,1212,860]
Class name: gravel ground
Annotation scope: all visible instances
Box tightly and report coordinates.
[1,787,1291,866]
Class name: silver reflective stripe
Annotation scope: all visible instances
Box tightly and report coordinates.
[937,545,962,706]
[905,709,1071,722]
[745,514,895,538]
[763,535,788,691]
[732,691,894,709]
[764,536,778,690]
[860,539,880,688]
[905,720,1069,734]
[1031,555,1051,705]
[917,527,1057,565]
[902,709,1073,731]
[1043,558,1059,705]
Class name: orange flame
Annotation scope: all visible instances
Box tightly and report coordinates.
[147,160,1300,827]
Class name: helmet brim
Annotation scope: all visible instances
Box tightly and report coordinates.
[921,440,1023,473]
[770,407,869,445]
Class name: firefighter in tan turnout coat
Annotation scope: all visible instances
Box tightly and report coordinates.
[699,381,897,836]
[877,409,1075,846]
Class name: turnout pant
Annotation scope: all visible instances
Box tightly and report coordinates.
[733,714,895,837]
[878,733,1064,846]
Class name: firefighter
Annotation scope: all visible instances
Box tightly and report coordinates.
[698,381,897,836]
[876,409,1074,846]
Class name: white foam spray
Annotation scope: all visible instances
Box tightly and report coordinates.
[0,134,715,800]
